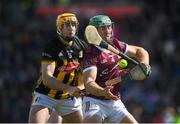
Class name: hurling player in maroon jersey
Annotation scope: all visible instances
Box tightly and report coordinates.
[82,15,150,123]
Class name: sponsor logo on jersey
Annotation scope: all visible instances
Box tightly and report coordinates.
[58,61,80,73]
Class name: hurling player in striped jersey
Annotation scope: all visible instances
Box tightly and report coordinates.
[28,13,87,123]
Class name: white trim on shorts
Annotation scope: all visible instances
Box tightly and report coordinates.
[31,91,82,116]
[82,96,129,123]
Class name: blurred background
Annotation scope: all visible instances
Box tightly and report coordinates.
[0,0,180,123]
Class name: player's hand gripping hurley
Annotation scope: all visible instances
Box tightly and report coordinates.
[85,25,151,84]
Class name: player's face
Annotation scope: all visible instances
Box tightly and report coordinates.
[97,25,113,41]
[61,22,77,37]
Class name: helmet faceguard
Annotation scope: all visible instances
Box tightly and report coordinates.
[56,13,79,41]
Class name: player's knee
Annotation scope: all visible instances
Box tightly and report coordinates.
[62,110,83,123]
[83,114,102,123]
[120,113,138,124]
[28,105,51,123]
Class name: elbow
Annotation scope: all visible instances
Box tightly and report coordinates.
[84,81,93,92]
[141,47,149,58]
[42,73,51,85]
[137,47,150,64]
[141,48,149,57]
[143,48,149,56]
[138,47,148,54]
[84,81,90,90]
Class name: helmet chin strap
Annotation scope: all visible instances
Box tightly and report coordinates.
[57,29,74,41]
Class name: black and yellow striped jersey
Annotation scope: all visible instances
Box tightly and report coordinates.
[34,36,85,99]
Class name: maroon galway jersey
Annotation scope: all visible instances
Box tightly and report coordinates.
[83,38,128,98]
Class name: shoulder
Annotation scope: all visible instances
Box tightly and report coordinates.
[113,38,128,53]
[45,36,60,47]
[73,36,88,51]
[44,36,63,51]
[83,45,100,68]
[42,36,64,60]
[85,45,100,55]
[113,38,127,46]
[74,36,84,42]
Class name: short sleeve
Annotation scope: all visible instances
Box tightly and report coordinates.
[113,38,128,54]
[41,43,57,62]
[83,46,98,70]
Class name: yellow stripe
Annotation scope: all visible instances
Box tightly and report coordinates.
[41,60,56,97]
[60,92,69,99]
[77,62,83,86]
[61,58,76,99]
[61,70,75,99]
[63,59,68,65]
[32,92,35,101]
[77,71,83,86]
[41,61,56,64]
[46,59,80,99]
[48,59,67,98]
[37,75,42,85]
[48,89,57,97]
[68,70,75,85]
[31,92,36,105]
[57,59,67,81]
[57,71,66,81]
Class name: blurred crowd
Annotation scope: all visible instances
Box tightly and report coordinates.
[0,0,180,123]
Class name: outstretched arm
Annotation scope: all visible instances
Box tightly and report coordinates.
[127,45,149,65]
[83,67,119,100]
[126,45,151,80]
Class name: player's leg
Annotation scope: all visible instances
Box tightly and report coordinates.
[28,92,62,123]
[48,110,63,123]
[107,99,138,123]
[83,113,102,123]
[82,96,104,123]
[62,110,83,123]
[120,112,138,123]
[57,97,83,123]
[28,105,51,123]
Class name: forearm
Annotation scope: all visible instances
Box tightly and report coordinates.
[43,75,71,91]
[85,81,104,96]
[77,84,85,90]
